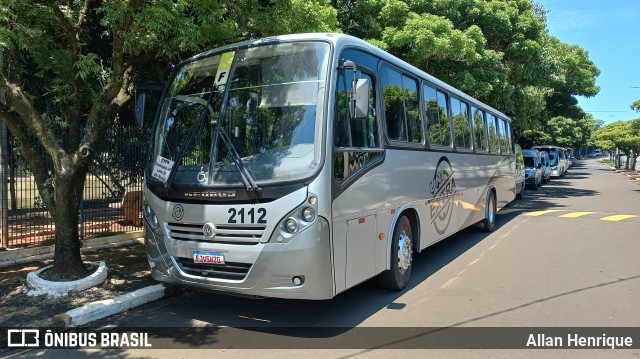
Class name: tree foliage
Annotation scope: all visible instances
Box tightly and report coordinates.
[593,120,640,170]
[0,0,337,278]
[335,0,600,147]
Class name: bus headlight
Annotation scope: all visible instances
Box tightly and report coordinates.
[271,193,319,242]
[143,201,159,230]
[284,218,299,233]
[302,207,316,222]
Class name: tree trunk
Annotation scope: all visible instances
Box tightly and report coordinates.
[49,168,89,279]
[625,155,630,170]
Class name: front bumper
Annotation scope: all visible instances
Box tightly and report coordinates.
[145,217,334,300]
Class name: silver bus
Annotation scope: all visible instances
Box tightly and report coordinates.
[533,145,567,178]
[137,33,516,299]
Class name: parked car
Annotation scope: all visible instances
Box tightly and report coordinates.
[523,149,542,190]
[539,151,551,184]
[515,144,525,199]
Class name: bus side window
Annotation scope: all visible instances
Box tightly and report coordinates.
[423,83,451,147]
[472,106,488,152]
[335,70,378,149]
[380,67,422,144]
[498,118,509,154]
[487,113,500,153]
[334,67,381,183]
[452,97,472,149]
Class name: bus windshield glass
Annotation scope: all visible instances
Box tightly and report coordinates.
[537,148,558,166]
[150,41,330,187]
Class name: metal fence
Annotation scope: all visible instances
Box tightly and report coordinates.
[0,125,149,249]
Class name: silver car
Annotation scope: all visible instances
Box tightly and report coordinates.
[523,149,542,190]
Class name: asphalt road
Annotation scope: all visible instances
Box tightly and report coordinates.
[17,158,640,358]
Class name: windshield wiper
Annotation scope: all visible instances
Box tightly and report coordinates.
[204,55,262,198]
[164,88,219,190]
[216,127,262,197]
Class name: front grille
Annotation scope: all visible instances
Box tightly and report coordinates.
[166,222,265,245]
[175,257,252,280]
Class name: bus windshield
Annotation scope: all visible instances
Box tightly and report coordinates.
[537,148,558,166]
[150,41,330,187]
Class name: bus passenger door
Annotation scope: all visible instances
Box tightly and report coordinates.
[332,56,384,292]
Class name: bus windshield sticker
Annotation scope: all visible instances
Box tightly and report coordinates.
[214,51,235,86]
[197,167,208,182]
[152,155,175,183]
[429,156,457,235]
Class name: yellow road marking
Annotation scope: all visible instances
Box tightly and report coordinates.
[523,210,563,217]
[600,215,639,222]
[559,212,596,218]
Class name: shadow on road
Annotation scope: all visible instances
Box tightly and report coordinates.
[510,166,598,211]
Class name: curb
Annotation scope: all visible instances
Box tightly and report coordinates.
[58,284,168,327]
[0,231,143,268]
[26,262,108,297]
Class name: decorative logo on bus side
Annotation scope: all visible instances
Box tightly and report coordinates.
[172,204,184,221]
[428,156,457,235]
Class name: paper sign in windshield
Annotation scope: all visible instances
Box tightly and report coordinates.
[214,51,235,86]
[151,155,175,183]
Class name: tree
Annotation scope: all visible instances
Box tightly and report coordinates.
[0,0,337,279]
[632,100,640,112]
[334,0,599,146]
[593,121,640,170]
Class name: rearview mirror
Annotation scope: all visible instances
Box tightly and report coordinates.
[135,92,147,128]
[350,78,370,120]
[134,83,164,128]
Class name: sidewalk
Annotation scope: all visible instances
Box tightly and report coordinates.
[0,234,172,327]
[601,158,640,181]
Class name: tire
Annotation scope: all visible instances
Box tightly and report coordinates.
[481,191,496,232]
[378,216,413,291]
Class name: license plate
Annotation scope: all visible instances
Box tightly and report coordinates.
[193,251,225,265]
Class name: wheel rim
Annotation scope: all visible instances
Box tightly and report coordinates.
[488,196,495,226]
[397,231,412,275]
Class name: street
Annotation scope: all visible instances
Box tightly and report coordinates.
[23,158,640,358]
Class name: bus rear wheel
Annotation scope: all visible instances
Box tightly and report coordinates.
[378,216,413,291]
[481,191,496,232]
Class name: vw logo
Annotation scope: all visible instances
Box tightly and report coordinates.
[172,204,184,221]
[203,223,216,238]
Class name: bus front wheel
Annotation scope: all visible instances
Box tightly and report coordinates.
[378,216,413,291]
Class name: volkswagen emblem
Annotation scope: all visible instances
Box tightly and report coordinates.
[203,223,216,238]
[172,204,184,221]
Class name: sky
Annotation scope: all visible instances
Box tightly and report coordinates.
[535,0,640,124]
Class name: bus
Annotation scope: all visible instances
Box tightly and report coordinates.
[136,33,516,299]
[533,145,567,178]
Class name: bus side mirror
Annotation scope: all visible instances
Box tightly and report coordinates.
[135,92,146,128]
[350,78,369,120]
[134,83,164,128]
